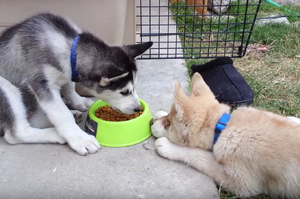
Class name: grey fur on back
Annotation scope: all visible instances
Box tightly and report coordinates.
[0,13,81,115]
[0,13,79,84]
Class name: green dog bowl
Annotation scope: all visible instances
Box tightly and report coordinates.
[84,99,152,147]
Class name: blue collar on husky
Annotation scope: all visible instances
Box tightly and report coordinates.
[213,113,231,145]
[70,35,80,82]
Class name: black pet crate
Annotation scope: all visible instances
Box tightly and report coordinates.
[136,0,262,59]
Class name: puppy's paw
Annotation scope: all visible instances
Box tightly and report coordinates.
[68,132,101,156]
[70,110,83,123]
[82,97,94,109]
[154,110,168,119]
[155,137,177,160]
[151,110,168,138]
[71,97,94,112]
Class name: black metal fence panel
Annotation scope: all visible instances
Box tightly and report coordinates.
[136,0,262,59]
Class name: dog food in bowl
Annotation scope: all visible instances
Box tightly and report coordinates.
[95,105,143,122]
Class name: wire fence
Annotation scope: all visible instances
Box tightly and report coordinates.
[136,0,262,59]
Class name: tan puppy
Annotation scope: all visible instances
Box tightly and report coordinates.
[151,72,300,198]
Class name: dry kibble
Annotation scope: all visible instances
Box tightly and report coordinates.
[95,105,143,121]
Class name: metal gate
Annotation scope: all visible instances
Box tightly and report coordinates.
[136,0,262,59]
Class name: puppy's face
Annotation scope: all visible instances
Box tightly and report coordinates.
[151,73,220,149]
[77,36,153,114]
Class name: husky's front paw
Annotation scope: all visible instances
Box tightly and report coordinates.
[82,97,94,109]
[70,97,94,112]
[68,132,101,155]
[70,110,83,123]
[155,137,178,160]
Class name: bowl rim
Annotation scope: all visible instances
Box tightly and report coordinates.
[88,98,149,124]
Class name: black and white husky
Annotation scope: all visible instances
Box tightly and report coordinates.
[0,13,153,155]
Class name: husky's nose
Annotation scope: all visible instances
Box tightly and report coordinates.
[150,119,154,125]
[134,107,142,112]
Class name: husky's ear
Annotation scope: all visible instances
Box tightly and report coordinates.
[174,81,189,120]
[100,67,128,87]
[122,41,153,59]
[191,72,213,97]
[100,72,128,87]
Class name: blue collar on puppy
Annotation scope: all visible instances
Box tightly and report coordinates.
[213,113,231,145]
[70,35,80,82]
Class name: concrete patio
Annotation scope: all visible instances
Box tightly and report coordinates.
[0,58,219,199]
[0,0,220,198]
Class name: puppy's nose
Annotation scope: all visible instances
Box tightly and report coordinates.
[134,107,141,112]
[150,119,154,125]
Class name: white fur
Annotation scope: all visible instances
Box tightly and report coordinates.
[36,65,100,155]
[44,29,71,77]
[95,72,141,114]
[61,81,94,112]
[155,137,226,190]
[3,31,100,155]
[287,116,300,124]
[100,72,129,87]
[37,86,100,155]
[0,77,66,145]
[74,72,141,114]
[0,13,152,156]
[151,72,300,198]
[29,106,83,129]
[151,110,169,138]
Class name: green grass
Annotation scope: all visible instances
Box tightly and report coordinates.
[169,0,300,67]
[258,2,300,22]
[251,23,300,57]
[219,189,281,199]
[169,0,266,60]
[170,0,300,198]
[233,51,300,117]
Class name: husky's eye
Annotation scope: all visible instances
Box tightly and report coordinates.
[120,90,130,96]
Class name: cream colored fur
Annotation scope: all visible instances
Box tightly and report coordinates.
[151,72,300,198]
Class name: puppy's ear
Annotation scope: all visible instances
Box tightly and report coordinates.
[174,81,188,120]
[191,72,213,97]
[99,67,128,87]
[122,41,153,59]
[100,72,128,87]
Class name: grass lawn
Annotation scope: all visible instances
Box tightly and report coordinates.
[170,0,300,198]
